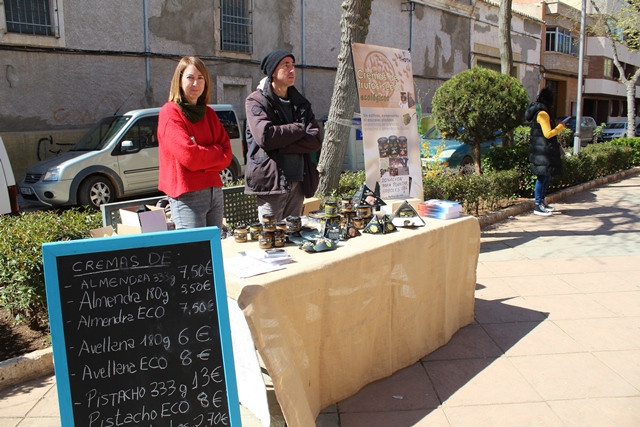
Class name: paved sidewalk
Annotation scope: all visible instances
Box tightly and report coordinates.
[2,171,639,426]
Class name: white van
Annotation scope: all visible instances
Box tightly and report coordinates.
[19,104,245,209]
[0,136,19,214]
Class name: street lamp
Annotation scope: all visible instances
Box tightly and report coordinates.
[401,1,415,52]
[573,0,587,156]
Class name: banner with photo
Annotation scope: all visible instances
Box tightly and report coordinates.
[351,42,423,201]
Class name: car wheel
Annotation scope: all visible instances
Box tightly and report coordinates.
[78,175,115,209]
[460,156,474,167]
[458,156,475,174]
[219,167,237,185]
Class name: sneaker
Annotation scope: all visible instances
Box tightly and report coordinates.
[533,204,552,216]
[541,201,555,211]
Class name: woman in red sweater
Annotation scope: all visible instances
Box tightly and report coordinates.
[158,56,232,229]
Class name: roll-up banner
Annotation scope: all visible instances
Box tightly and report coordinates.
[351,42,423,202]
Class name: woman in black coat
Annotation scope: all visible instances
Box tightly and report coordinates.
[525,88,567,216]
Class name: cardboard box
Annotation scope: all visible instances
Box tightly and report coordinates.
[89,226,116,238]
[379,198,423,215]
[302,197,321,216]
[118,205,168,233]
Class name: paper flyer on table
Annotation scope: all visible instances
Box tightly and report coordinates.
[224,256,285,278]
[224,250,294,278]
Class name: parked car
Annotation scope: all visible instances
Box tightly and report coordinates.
[564,115,597,146]
[598,121,631,142]
[0,136,19,214]
[19,104,245,209]
[420,125,502,169]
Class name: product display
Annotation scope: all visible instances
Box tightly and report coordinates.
[230,188,463,265]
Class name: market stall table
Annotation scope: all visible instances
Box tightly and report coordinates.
[222,214,481,426]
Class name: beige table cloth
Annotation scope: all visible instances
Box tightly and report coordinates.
[222,214,481,426]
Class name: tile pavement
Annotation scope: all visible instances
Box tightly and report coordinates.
[2,170,639,426]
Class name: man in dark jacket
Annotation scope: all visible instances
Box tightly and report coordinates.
[244,49,322,221]
[525,88,567,217]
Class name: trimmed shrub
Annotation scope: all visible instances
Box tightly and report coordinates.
[611,137,640,166]
[422,170,520,215]
[431,67,529,174]
[483,136,533,196]
[482,169,521,210]
[331,170,366,199]
[512,125,531,146]
[0,208,102,329]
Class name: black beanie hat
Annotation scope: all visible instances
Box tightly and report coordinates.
[260,49,295,78]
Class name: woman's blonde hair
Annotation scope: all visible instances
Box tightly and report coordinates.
[168,56,211,105]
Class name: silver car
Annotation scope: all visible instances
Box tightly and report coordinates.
[599,121,632,142]
[564,116,598,146]
[19,105,245,209]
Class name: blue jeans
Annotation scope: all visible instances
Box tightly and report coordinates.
[534,174,550,205]
[169,187,224,230]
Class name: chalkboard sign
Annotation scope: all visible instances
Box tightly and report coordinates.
[42,227,241,426]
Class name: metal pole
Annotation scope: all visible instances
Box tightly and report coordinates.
[401,1,415,52]
[143,0,150,92]
[409,2,414,52]
[301,0,306,95]
[573,0,586,155]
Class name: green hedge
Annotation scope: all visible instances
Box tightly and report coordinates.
[611,137,640,166]
[484,128,638,197]
[422,169,521,215]
[0,209,102,328]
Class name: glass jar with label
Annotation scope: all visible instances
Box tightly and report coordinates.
[259,231,274,249]
[341,197,353,213]
[233,225,248,243]
[261,214,276,232]
[356,204,372,218]
[274,230,286,247]
[324,201,339,217]
[285,216,302,232]
[249,222,263,241]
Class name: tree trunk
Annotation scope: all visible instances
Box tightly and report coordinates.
[626,69,640,137]
[316,0,373,196]
[499,0,514,147]
[499,0,514,77]
[473,141,482,175]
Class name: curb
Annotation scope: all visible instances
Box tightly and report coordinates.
[478,167,640,229]
[1,167,639,390]
[0,347,53,389]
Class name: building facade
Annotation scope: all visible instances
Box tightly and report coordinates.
[515,0,640,125]
[0,0,557,180]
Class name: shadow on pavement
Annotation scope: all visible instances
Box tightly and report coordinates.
[334,296,548,425]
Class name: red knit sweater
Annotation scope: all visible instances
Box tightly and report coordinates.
[157,102,232,198]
